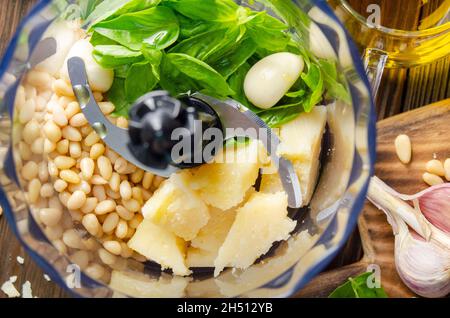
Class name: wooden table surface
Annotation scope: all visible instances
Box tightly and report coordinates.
[0,0,448,298]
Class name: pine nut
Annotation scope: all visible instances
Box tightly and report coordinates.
[38,161,49,182]
[54,156,76,169]
[116,117,128,129]
[98,248,116,265]
[52,103,68,127]
[114,157,128,174]
[53,79,74,97]
[62,126,82,141]
[23,120,40,144]
[82,214,100,236]
[62,229,85,249]
[120,242,133,258]
[131,187,143,204]
[69,113,87,127]
[68,180,91,194]
[48,161,59,177]
[98,102,114,115]
[53,239,67,254]
[45,225,63,240]
[84,131,100,147]
[153,176,165,188]
[80,157,95,180]
[445,158,450,181]
[119,180,132,200]
[40,208,62,227]
[31,137,44,154]
[56,139,69,154]
[103,241,121,256]
[95,200,116,215]
[43,139,56,154]
[105,188,121,200]
[142,189,152,201]
[14,85,26,108]
[115,220,128,239]
[80,125,93,137]
[40,183,54,198]
[105,148,119,164]
[28,178,41,203]
[81,197,98,214]
[19,99,36,124]
[91,175,108,185]
[129,213,143,229]
[67,190,87,210]
[65,101,80,119]
[422,172,444,186]
[69,141,82,158]
[90,143,105,159]
[93,92,103,102]
[102,213,119,233]
[43,121,62,143]
[142,172,154,190]
[109,172,120,192]
[425,159,445,176]
[26,70,52,88]
[22,161,39,180]
[24,85,37,100]
[70,250,90,270]
[97,156,112,180]
[395,134,412,164]
[54,179,68,193]
[58,192,71,207]
[93,185,106,201]
[59,169,81,184]
[85,263,105,280]
[125,227,135,239]
[131,169,144,184]
[115,206,133,222]
[58,96,74,108]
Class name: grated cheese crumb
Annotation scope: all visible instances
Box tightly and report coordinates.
[22,281,33,298]
[1,277,20,298]
[43,274,51,282]
[16,256,25,265]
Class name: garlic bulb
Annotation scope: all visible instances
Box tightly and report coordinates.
[368,177,450,298]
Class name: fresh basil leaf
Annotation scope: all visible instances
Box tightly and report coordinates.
[301,63,324,112]
[159,54,201,95]
[329,272,389,298]
[162,0,239,22]
[114,64,131,79]
[108,78,130,117]
[177,14,225,40]
[258,104,303,128]
[90,32,120,46]
[92,6,179,50]
[211,37,257,78]
[87,0,161,27]
[125,62,159,102]
[170,27,239,62]
[318,59,351,103]
[93,45,143,68]
[285,89,306,98]
[246,12,290,51]
[141,47,163,80]
[164,53,234,96]
[79,0,102,20]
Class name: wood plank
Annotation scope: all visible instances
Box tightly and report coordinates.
[298,99,450,298]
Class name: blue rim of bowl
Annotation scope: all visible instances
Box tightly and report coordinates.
[0,0,376,298]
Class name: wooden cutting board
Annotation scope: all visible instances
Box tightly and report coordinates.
[296,98,450,298]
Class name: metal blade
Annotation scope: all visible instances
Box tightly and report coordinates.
[67,57,178,177]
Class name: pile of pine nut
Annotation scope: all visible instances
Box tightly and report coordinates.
[394,134,450,186]
[14,68,165,283]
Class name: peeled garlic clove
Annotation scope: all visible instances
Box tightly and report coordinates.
[60,39,114,93]
[309,22,337,60]
[244,52,304,109]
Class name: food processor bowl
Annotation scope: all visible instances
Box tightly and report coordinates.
[0,0,375,298]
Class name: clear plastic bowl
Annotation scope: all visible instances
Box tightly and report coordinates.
[0,0,375,297]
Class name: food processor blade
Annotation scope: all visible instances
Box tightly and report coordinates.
[67,57,302,208]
